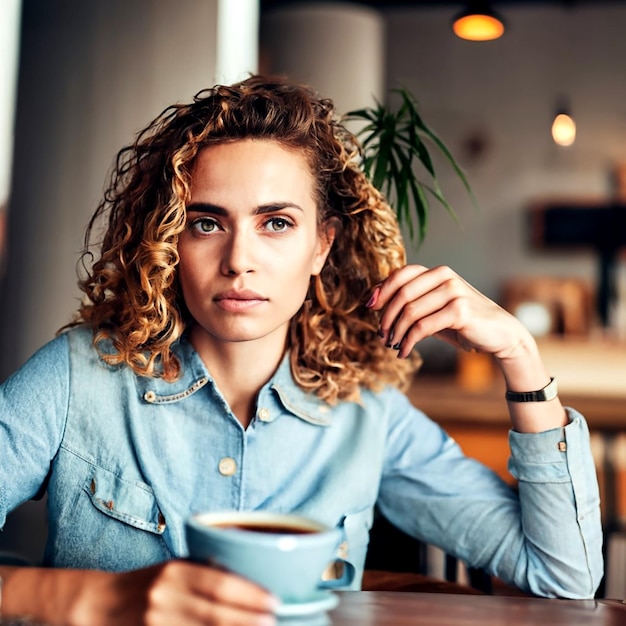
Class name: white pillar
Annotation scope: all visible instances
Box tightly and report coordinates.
[260,2,386,116]
[216,0,259,84]
[0,0,21,268]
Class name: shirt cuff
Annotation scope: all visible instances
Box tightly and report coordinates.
[507,408,589,483]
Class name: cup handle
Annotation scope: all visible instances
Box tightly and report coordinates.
[317,558,356,590]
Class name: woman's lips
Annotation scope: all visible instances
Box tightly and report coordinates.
[213,290,267,312]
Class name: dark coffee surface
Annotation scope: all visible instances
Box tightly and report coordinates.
[211,522,318,534]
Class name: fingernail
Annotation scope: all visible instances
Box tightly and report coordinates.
[392,343,401,350]
[365,286,381,308]
[377,328,385,338]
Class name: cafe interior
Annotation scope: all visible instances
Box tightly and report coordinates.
[1,0,626,611]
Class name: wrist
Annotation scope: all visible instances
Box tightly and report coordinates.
[495,333,552,391]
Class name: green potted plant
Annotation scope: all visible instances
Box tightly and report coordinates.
[345,88,475,246]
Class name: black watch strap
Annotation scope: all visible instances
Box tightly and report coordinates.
[505,377,558,402]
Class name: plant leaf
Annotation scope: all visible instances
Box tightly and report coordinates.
[344,84,476,247]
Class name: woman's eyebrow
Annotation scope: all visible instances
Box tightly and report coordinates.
[257,202,304,214]
[186,202,227,216]
[186,201,304,215]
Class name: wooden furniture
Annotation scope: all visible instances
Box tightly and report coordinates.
[500,275,595,336]
[328,591,626,625]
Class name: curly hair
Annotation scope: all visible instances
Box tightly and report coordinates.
[69,74,419,403]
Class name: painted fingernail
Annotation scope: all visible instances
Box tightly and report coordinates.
[392,343,401,350]
[377,328,385,338]
[365,286,381,308]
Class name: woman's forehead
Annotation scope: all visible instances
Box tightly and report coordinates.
[188,140,318,210]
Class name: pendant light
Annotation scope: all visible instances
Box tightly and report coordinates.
[452,2,505,41]
[551,100,576,147]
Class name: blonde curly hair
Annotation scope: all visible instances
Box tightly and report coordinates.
[71,74,419,403]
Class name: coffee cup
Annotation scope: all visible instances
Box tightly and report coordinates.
[185,510,355,604]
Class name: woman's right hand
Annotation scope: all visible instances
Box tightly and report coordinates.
[1,561,279,626]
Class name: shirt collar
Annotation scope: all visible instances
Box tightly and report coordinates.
[268,354,334,426]
[136,338,336,426]
[135,336,211,404]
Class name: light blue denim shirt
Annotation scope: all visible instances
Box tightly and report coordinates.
[0,326,603,598]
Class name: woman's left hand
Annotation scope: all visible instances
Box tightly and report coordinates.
[367,264,532,362]
[368,264,568,433]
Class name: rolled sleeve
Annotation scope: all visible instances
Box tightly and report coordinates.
[507,409,603,598]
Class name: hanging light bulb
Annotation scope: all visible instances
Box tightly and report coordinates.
[551,101,576,147]
[452,2,505,41]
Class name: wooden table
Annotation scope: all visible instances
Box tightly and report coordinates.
[325,591,626,625]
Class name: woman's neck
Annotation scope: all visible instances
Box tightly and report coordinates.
[188,325,287,428]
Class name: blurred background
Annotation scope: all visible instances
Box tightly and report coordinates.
[1,0,626,595]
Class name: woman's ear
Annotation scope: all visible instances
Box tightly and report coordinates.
[311,219,337,276]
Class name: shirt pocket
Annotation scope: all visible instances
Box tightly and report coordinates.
[84,466,166,535]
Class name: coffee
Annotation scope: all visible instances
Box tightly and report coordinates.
[211,522,317,534]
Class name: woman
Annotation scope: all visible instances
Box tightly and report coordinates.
[0,75,602,625]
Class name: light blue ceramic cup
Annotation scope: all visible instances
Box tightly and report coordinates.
[185,511,355,603]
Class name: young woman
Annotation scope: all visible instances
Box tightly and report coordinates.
[0,75,602,626]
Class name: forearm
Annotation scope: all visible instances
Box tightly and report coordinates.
[495,331,568,433]
[0,565,116,626]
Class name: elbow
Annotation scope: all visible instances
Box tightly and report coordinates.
[519,553,604,600]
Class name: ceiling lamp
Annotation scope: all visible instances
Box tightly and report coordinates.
[551,102,576,147]
[452,3,505,41]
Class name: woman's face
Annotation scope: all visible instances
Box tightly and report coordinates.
[178,139,333,351]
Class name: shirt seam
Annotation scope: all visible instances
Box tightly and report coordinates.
[57,332,72,452]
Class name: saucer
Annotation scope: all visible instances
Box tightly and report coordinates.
[275,591,339,618]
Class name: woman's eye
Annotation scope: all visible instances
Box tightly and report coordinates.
[265,217,292,233]
[191,217,219,234]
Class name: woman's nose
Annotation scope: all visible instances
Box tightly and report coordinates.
[220,231,254,275]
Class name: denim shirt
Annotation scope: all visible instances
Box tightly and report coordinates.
[0,326,603,598]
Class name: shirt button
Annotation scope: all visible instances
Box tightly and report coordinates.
[218,457,237,476]
[258,408,271,421]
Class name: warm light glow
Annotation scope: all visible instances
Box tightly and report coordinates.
[551,113,576,147]
[453,14,505,41]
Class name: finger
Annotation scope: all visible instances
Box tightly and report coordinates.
[378,267,462,345]
[395,306,466,359]
[147,592,276,626]
[372,265,429,312]
[184,563,278,612]
[381,284,457,350]
[146,563,277,626]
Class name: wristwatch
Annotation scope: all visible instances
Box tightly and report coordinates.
[505,377,558,402]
